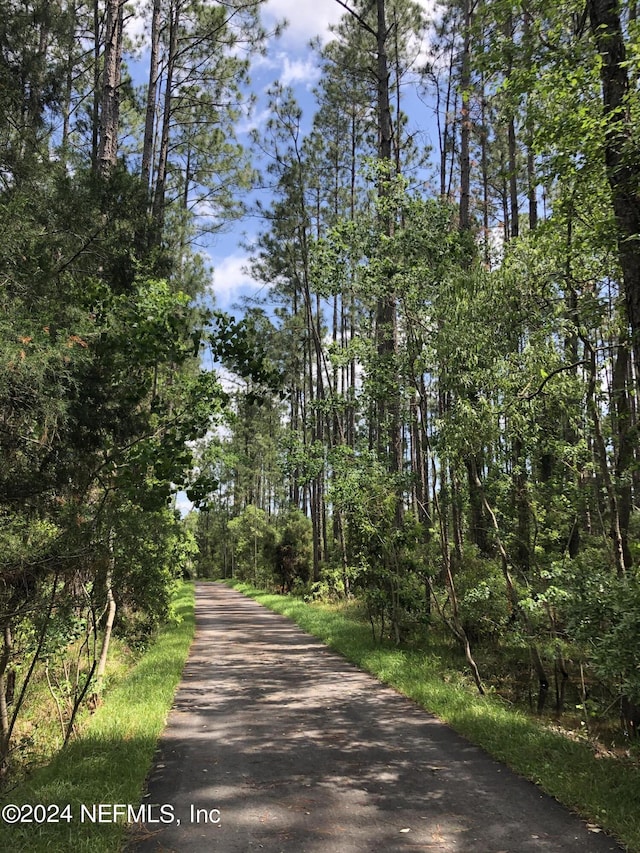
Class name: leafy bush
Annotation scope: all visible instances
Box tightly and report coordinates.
[227,505,278,585]
[568,566,640,704]
[274,508,312,591]
[453,548,511,643]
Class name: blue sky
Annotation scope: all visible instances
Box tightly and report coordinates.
[205,0,435,315]
[205,0,342,314]
[175,0,434,515]
[125,0,436,320]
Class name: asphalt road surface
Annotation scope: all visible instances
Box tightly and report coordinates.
[127,582,625,853]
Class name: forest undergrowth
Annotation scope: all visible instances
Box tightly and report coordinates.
[0,583,195,853]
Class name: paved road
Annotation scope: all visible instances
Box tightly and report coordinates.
[128,582,624,853]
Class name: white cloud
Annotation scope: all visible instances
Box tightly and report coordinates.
[124,5,149,50]
[264,0,436,47]
[208,252,266,308]
[217,365,247,394]
[278,53,322,88]
[237,106,273,135]
[174,491,194,518]
[265,0,343,45]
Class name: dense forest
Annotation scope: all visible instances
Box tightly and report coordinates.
[0,0,270,773]
[2,0,640,777]
[193,0,640,722]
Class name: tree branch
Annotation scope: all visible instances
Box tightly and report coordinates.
[520,360,588,400]
[334,0,377,37]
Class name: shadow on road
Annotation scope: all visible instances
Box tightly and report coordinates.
[128,582,624,853]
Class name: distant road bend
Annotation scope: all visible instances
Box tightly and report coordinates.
[129,582,624,853]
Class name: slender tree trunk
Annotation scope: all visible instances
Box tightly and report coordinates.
[97,533,117,680]
[512,435,531,572]
[459,0,472,231]
[153,0,180,234]
[142,0,162,192]
[480,84,490,264]
[450,465,464,563]
[588,0,640,386]
[60,1,77,166]
[430,458,484,694]
[0,626,12,772]
[98,0,123,176]
[376,0,403,519]
[584,337,629,576]
[526,135,537,231]
[505,13,519,240]
[3,577,59,768]
[507,118,519,239]
[611,332,633,568]
[92,0,101,170]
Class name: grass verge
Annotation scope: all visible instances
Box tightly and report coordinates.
[0,581,195,853]
[227,580,640,853]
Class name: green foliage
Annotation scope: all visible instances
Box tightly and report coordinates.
[274,508,312,592]
[565,555,640,704]
[329,447,400,551]
[454,548,512,643]
[0,583,195,853]
[0,103,242,783]
[0,0,280,784]
[227,505,279,586]
[110,506,197,647]
[309,563,367,600]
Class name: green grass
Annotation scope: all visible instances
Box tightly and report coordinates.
[227,580,640,853]
[0,582,195,853]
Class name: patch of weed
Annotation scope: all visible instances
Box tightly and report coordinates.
[0,582,195,853]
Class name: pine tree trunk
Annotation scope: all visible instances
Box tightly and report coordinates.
[508,118,519,239]
[142,0,162,192]
[459,0,472,231]
[91,0,101,170]
[153,0,180,233]
[611,334,633,568]
[98,0,123,176]
[588,0,640,388]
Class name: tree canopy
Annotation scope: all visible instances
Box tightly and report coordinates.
[3,0,640,777]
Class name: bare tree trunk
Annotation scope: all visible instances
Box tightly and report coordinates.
[588,0,640,388]
[91,0,101,170]
[526,136,537,231]
[585,337,629,576]
[459,0,472,231]
[97,532,117,679]
[512,435,531,572]
[336,0,402,510]
[153,0,180,234]
[507,118,519,239]
[502,11,519,241]
[142,0,162,192]
[611,333,633,568]
[60,1,77,166]
[98,0,124,176]
[480,81,490,264]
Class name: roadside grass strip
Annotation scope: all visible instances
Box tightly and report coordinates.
[0,582,195,853]
[227,580,640,853]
